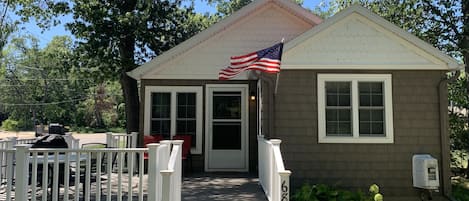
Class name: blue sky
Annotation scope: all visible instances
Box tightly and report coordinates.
[15,0,327,47]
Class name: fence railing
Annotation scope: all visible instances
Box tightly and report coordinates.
[258,135,291,201]
[106,132,138,148]
[0,139,183,201]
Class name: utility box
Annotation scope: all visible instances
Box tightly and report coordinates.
[412,154,439,190]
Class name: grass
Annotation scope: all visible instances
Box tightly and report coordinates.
[452,177,469,201]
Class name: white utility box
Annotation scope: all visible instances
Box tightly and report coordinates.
[412,154,439,190]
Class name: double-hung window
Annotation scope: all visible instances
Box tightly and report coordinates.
[317,74,393,143]
[145,86,203,154]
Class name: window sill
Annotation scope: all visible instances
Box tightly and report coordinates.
[318,136,394,144]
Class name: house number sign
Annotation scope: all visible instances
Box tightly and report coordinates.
[281,180,289,201]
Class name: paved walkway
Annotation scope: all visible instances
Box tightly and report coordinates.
[182,173,268,201]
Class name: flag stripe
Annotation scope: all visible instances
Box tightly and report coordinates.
[219,42,283,80]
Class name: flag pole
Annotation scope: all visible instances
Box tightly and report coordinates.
[274,38,285,95]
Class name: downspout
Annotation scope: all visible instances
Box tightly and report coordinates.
[439,71,459,199]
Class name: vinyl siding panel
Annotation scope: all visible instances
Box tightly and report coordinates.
[282,14,446,69]
[144,4,312,80]
[274,70,448,200]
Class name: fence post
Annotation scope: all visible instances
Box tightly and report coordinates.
[130,132,138,148]
[106,132,113,147]
[160,170,172,201]
[15,144,31,201]
[147,143,160,201]
[171,140,183,201]
[279,171,291,201]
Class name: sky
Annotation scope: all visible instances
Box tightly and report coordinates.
[14,0,327,47]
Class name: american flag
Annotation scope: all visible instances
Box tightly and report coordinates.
[219,42,283,80]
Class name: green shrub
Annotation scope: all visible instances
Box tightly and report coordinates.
[292,183,383,201]
[1,119,19,131]
[1,118,32,131]
[453,184,469,201]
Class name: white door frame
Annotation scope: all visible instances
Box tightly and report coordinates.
[205,84,249,172]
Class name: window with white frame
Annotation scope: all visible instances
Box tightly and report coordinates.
[317,74,394,143]
[145,86,203,154]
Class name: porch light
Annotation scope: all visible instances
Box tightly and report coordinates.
[250,91,256,101]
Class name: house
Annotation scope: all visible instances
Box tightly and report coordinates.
[128,0,463,200]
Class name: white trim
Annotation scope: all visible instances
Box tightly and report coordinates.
[144,86,203,154]
[317,74,394,144]
[205,84,250,172]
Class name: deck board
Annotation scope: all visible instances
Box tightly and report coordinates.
[182,173,268,201]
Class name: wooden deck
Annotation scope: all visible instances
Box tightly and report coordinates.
[182,173,268,201]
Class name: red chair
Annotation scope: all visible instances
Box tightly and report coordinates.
[172,135,192,172]
[143,135,164,160]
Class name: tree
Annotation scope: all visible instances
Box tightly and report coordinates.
[0,35,90,129]
[65,0,210,133]
[207,0,304,18]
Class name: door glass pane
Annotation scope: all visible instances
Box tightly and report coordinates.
[213,92,241,119]
[212,122,241,150]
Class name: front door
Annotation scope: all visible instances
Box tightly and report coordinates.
[205,84,249,172]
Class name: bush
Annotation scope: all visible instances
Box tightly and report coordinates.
[291,183,383,201]
[1,119,19,131]
[1,118,32,131]
[453,184,469,201]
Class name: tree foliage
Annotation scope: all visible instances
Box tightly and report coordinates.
[63,0,210,132]
[207,0,303,18]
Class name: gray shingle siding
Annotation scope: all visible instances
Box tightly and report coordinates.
[273,70,449,200]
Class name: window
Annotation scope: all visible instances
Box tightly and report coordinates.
[318,74,393,143]
[145,86,203,154]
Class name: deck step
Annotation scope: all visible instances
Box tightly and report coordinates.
[182,173,268,201]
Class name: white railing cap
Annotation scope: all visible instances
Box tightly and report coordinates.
[269,139,282,145]
[171,140,183,145]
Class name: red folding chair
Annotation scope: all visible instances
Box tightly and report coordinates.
[172,135,192,173]
[143,135,164,160]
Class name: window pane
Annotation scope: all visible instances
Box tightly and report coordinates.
[359,82,383,107]
[371,122,384,134]
[359,122,371,134]
[337,109,351,121]
[326,109,352,136]
[326,82,351,106]
[176,120,196,147]
[359,109,384,136]
[326,109,337,121]
[151,120,170,138]
[371,95,383,106]
[213,92,241,119]
[176,93,197,147]
[151,93,170,118]
[212,122,241,150]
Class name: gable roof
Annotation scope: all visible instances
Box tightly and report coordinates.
[282,5,462,70]
[128,0,322,80]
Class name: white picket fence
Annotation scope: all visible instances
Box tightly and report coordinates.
[258,135,291,201]
[0,138,182,201]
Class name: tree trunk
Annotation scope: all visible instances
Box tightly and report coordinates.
[120,73,139,133]
[118,0,139,133]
